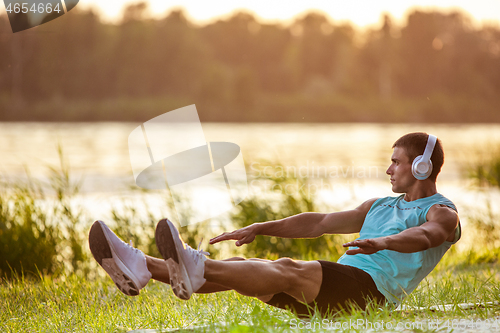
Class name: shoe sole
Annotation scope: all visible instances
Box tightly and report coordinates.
[155,219,193,300]
[89,221,140,296]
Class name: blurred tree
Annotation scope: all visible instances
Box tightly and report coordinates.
[202,12,258,67]
[113,2,156,97]
[396,11,484,97]
[293,12,334,85]
[328,23,356,94]
[151,10,209,97]
[356,14,398,100]
[232,66,258,110]
[478,26,500,97]
[0,8,499,122]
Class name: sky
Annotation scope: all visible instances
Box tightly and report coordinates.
[75,0,500,29]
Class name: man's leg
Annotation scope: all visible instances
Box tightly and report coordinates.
[155,218,323,303]
[89,219,314,302]
[204,258,322,303]
[147,255,270,294]
[155,219,323,303]
[147,255,297,300]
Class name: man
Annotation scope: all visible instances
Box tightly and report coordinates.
[89,132,460,316]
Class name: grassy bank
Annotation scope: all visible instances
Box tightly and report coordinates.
[2,151,500,331]
[1,253,499,332]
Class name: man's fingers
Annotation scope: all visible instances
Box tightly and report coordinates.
[346,248,364,255]
[209,235,224,244]
[209,227,255,246]
[344,239,377,255]
[209,237,222,244]
[235,237,246,246]
[344,239,372,247]
[235,234,254,246]
[343,241,363,247]
[210,232,238,244]
[210,230,252,245]
[234,238,248,246]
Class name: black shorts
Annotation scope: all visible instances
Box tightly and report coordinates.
[265,260,385,317]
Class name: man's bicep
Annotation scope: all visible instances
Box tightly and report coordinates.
[319,198,378,235]
[422,205,459,247]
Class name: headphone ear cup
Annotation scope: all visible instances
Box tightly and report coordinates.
[412,155,433,180]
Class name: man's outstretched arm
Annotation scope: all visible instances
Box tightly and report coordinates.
[343,204,459,255]
[210,198,378,246]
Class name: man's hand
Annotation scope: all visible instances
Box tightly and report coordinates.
[343,205,459,254]
[209,224,260,246]
[343,237,389,255]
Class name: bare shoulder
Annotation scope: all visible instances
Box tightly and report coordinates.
[426,204,459,241]
[426,204,458,222]
[318,198,380,235]
[355,198,379,216]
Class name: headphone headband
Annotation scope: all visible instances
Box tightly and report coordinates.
[421,134,437,165]
[411,134,437,180]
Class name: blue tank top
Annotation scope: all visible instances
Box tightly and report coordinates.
[337,193,460,306]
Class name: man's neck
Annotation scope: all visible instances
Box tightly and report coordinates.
[403,182,438,202]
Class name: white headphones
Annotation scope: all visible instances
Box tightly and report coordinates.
[411,134,437,180]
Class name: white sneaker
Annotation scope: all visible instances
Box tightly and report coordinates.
[155,218,209,300]
[89,220,152,296]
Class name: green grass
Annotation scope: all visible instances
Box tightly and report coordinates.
[2,154,500,332]
[1,255,500,332]
[465,144,500,189]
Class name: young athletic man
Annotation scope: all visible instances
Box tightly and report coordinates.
[89,132,460,316]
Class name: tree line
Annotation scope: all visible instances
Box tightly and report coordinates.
[1,3,499,122]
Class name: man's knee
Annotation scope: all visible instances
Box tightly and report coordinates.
[223,257,246,261]
[273,259,322,282]
[274,257,300,269]
[272,258,322,303]
[273,258,306,283]
[223,257,271,262]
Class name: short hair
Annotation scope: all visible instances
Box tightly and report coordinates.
[392,132,444,181]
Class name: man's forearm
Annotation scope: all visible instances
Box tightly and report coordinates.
[253,213,325,239]
[344,227,433,255]
[383,204,458,253]
[212,201,370,246]
[384,227,432,253]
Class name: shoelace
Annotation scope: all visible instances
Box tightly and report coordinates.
[128,240,141,254]
[185,239,210,264]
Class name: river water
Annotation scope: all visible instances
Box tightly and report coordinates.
[1,122,499,249]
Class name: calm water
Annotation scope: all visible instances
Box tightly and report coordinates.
[1,122,499,248]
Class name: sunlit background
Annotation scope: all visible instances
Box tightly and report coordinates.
[3,0,500,122]
[1,0,500,277]
[79,0,500,28]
